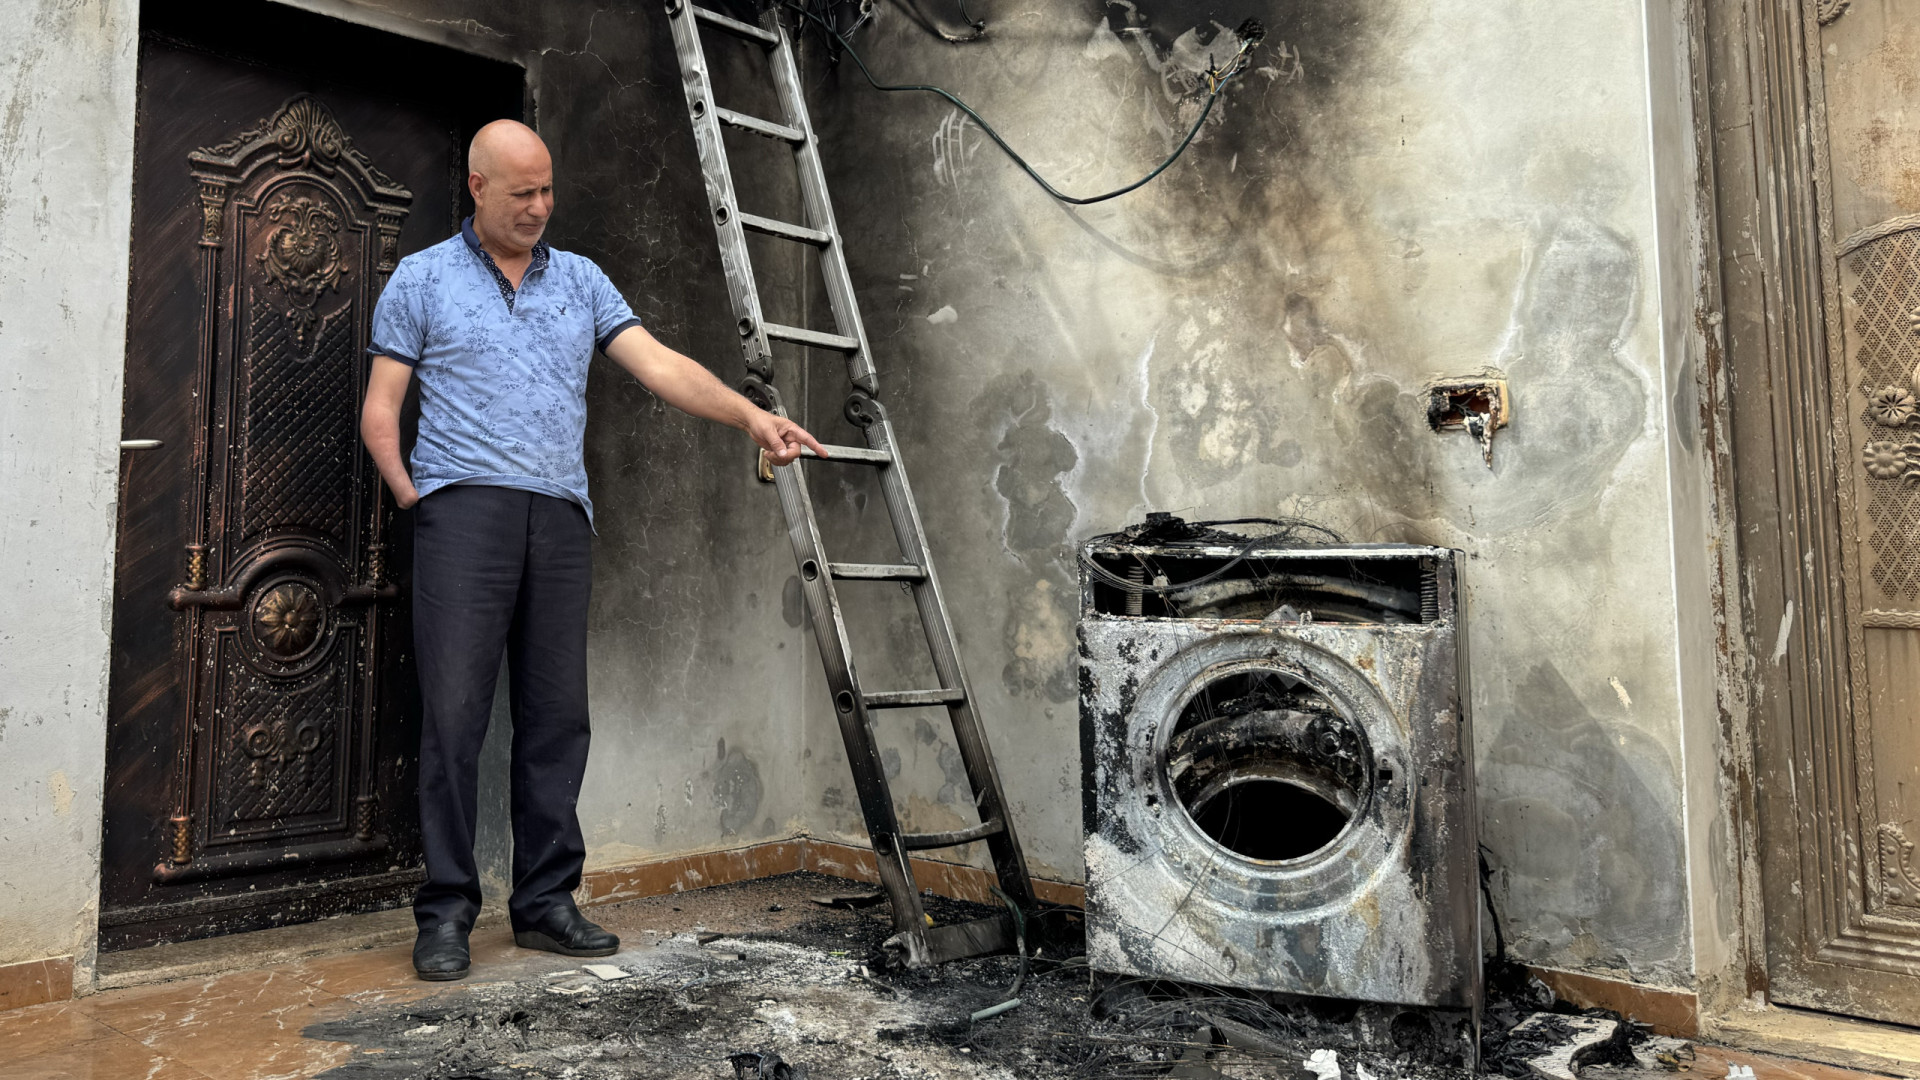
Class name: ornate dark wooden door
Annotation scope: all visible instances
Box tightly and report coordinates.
[101,11,521,950]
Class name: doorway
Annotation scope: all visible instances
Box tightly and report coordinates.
[1707,0,1920,1026]
[98,0,522,951]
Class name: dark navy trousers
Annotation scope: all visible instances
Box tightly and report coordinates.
[411,485,592,933]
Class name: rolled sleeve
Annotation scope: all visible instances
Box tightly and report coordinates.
[369,262,426,366]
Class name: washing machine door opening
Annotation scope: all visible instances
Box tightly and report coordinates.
[1163,665,1372,864]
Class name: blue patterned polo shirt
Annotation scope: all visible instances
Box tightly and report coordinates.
[369,218,643,524]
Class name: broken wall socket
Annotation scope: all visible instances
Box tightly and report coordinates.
[1427,377,1511,467]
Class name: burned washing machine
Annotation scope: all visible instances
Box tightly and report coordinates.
[1079,515,1480,1017]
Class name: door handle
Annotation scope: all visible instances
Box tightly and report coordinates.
[121,439,164,451]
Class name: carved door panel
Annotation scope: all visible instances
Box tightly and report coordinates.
[101,17,521,950]
[1729,0,1920,1025]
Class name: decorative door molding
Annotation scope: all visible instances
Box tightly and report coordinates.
[159,95,410,882]
[1708,0,1920,1023]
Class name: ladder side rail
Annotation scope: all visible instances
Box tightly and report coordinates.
[856,404,1038,908]
[758,384,932,939]
[765,16,879,394]
[667,5,777,380]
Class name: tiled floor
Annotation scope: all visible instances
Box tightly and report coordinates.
[0,925,580,1080]
[1,876,835,1080]
[0,877,1908,1080]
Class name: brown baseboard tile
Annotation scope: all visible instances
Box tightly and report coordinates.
[802,839,1085,909]
[0,955,74,1013]
[576,837,1084,913]
[577,840,806,906]
[1532,965,1700,1037]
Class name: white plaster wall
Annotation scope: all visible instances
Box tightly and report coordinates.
[1636,0,1748,1005]
[0,0,138,977]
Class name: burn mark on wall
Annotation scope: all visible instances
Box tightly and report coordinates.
[781,574,804,628]
[913,716,973,805]
[970,371,1080,559]
[1003,578,1078,703]
[712,746,764,837]
[1162,325,1272,485]
[1335,375,1434,498]
[1481,662,1687,980]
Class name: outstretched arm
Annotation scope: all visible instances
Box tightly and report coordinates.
[361,355,419,508]
[601,324,825,466]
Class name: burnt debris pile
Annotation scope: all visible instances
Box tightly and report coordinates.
[300,884,1694,1080]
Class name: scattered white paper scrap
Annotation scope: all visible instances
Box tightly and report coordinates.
[1356,1062,1378,1080]
[1727,1067,1755,1080]
[927,305,958,325]
[546,985,589,996]
[543,969,579,978]
[1305,1048,1341,1080]
[583,964,631,981]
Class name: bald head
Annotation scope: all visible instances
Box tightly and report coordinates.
[467,119,554,259]
[468,119,549,180]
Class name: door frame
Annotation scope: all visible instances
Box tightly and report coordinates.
[1699,0,1920,1021]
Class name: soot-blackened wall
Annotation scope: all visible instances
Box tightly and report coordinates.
[790,0,1711,988]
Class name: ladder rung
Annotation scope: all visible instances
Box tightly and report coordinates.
[691,5,778,45]
[739,211,831,247]
[715,106,804,143]
[830,562,926,581]
[900,818,1004,851]
[864,688,965,709]
[763,322,859,352]
[800,445,891,466]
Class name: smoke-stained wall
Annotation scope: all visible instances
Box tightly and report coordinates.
[795,0,1714,988]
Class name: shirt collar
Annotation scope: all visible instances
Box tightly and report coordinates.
[461,216,550,274]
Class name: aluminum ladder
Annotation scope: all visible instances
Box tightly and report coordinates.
[664,0,1036,967]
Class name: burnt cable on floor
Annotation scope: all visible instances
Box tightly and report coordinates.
[987,883,1027,1000]
[783,2,1267,205]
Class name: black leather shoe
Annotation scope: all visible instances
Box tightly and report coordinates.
[513,904,619,957]
[413,923,470,982]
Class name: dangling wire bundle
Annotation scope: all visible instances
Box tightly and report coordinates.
[782,2,1267,205]
[1077,515,1343,596]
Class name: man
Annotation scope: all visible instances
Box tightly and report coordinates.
[361,119,824,981]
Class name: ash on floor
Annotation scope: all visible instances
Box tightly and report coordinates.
[300,873,1679,1080]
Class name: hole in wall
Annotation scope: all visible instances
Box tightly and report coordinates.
[1163,666,1370,863]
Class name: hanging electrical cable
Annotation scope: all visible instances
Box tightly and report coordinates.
[782,2,1267,205]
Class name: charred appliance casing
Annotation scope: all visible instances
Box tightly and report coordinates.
[1080,538,1479,1012]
